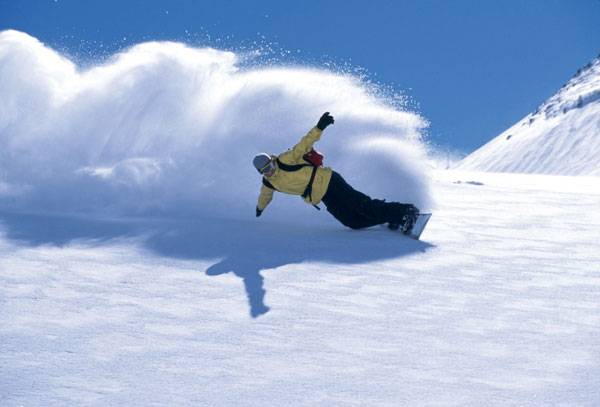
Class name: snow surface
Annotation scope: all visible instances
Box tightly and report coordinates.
[2,31,600,406]
[2,171,599,406]
[457,56,600,176]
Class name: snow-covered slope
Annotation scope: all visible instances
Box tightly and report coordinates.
[457,56,600,175]
[2,171,599,406]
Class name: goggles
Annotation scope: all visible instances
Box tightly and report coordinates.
[260,159,275,174]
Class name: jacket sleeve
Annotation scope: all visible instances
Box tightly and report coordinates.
[279,126,323,164]
[257,184,275,211]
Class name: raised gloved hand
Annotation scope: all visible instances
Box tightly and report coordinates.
[256,206,263,217]
[316,112,335,130]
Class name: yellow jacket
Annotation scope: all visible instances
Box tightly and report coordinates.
[257,126,333,211]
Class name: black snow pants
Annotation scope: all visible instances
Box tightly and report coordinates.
[321,171,414,230]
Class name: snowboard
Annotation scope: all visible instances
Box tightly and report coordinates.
[406,213,432,240]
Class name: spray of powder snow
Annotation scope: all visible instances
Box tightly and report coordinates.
[0,30,431,223]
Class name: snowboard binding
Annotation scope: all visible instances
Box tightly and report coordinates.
[386,204,432,239]
[388,207,419,234]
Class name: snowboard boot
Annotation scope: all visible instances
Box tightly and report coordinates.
[387,204,419,233]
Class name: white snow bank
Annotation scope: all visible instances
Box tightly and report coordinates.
[0,30,431,221]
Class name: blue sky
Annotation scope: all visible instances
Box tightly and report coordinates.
[1,0,599,153]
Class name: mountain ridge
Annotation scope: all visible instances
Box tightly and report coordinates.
[457,55,600,176]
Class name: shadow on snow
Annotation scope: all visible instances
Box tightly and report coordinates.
[0,211,433,318]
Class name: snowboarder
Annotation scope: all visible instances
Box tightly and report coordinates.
[253,112,420,233]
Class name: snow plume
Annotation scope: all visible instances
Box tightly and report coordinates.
[0,30,430,221]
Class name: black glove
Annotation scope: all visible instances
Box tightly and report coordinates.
[256,206,263,217]
[316,112,334,130]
